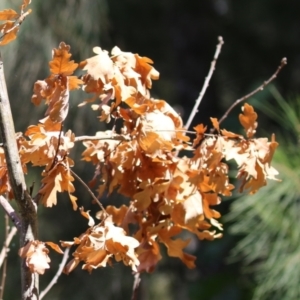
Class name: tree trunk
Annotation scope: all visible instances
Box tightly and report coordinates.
[0,54,39,299]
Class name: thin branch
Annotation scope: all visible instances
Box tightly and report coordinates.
[0,224,17,268]
[0,215,9,299]
[216,57,287,129]
[48,123,63,171]
[131,272,141,300]
[69,169,107,215]
[74,135,129,142]
[0,196,21,231]
[39,248,70,300]
[0,10,31,43]
[185,36,224,130]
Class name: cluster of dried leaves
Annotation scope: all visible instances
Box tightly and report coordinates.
[0,0,31,46]
[0,40,279,275]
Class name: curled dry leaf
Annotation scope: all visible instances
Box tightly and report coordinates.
[32,42,82,123]
[19,241,51,275]
[239,103,258,138]
[62,214,140,274]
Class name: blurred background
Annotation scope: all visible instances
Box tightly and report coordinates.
[1,0,300,299]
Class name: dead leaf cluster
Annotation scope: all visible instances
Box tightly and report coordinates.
[0,41,279,275]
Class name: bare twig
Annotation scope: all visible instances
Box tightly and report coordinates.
[216,57,287,129]
[131,272,141,300]
[69,169,108,215]
[0,196,21,231]
[49,123,64,172]
[0,224,17,268]
[0,215,9,299]
[39,248,70,300]
[74,135,129,142]
[185,36,224,130]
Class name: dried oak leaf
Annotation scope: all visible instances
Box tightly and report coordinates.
[0,9,19,21]
[239,103,258,138]
[193,124,207,146]
[21,124,74,168]
[81,47,114,82]
[39,160,77,210]
[158,226,196,269]
[0,148,10,195]
[19,241,51,275]
[0,21,19,45]
[21,0,32,10]
[32,42,82,122]
[49,42,78,77]
[137,240,162,273]
[210,117,220,132]
[62,215,140,274]
[111,46,159,93]
[96,205,136,233]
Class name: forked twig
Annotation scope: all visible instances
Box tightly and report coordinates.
[216,57,287,129]
[185,36,224,130]
[39,248,70,300]
[69,169,107,215]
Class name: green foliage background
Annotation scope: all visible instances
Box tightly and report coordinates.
[0,0,299,299]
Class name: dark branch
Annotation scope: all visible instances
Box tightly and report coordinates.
[216,57,287,130]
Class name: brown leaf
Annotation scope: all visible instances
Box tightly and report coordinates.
[0,21,19,45]
[239,103,258,138]
[158,226,196,269]
[82,47,114,82]
[49,42,78,76]
[19,241,51,275]
[210,117,219,132]
[45,242,64,254]
[0,9,19,21]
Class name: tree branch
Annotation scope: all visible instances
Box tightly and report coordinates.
[0,215,9,299]
[74,135,129,142]
[69,169,108,215]
[185,36,224,130]
[0,55,38,299]
[216,57,287,129]
[0,196,21,231]
[0,221,17,268]
[39,248,70,300]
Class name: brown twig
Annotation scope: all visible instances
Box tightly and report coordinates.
[39,248,70,300]
[69,169,108,215]
[216,57,287,130]
[48,123,64,172]
[185,36,224,130]
[131,272,141,300]
[0,196,21,231]
[74,135,129,142]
